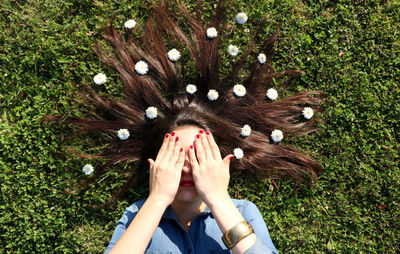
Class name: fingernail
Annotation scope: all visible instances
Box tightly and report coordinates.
[199,129,204,134]
[175,136,179,141]
[171,131,176,136]
[190,145,193,149]
[180,147,183,152]
[206,131,210,135]
[196,134,200,139]
[230,156,235,160]
[165,133,170,138]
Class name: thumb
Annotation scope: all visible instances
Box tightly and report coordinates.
[223,154,235,165]
[147,158,154,168]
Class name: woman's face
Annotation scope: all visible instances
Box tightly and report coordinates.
[172,125,202,203]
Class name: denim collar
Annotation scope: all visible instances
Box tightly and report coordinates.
[162,203,213,221]
[162,192,231,221]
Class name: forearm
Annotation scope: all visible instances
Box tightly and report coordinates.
[109,195,168,254]
[208,195,257,254]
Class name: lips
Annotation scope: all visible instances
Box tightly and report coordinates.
[179,180,195,187]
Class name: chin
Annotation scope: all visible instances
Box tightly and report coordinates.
[175,187,201,203]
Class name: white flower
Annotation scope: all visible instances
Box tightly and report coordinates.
[117,129,130,140]
[271,129,283,143]
[266,88,278,100]
[236,12,248,24]
[233,148,244,159]
[269,185,274,191]
[206,27,218,39]
[233,84,246,97]
[186,84,197,94]
[228,45,239,56]
[82,164,94,175]
[302,107,314,119]
[124,19,137,29]
[240,124,251,137]
[135,60,149,75]
[145,106,158,119]
[207,89,219,101]
[93,73,107,85]
[167,49,181,62]
[257,53,266,64]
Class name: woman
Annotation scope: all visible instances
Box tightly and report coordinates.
[44,0,324,253]
[105,123,278,253]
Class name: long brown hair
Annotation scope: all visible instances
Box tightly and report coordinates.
[44,0,325,203]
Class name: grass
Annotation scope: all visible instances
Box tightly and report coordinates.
[1,0,399,253]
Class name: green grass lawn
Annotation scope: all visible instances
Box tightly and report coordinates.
[1,0,399,253]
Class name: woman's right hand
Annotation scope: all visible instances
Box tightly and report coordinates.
[147,132,185,206]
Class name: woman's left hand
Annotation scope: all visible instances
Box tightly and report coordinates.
[188,130,234,206]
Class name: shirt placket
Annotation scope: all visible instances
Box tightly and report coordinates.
[171,218,195,254]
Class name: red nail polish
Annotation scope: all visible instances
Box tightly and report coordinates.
[190,145,193,149]
[180,147,183,152]
[171,131,176,136]
[175,137,179,141]
[165,133,170,138]
[196,134,200,139]
[199,129,204,134]
[230,156,235,160]
[206,131,210,135]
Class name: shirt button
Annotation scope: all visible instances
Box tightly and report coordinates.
[188,249,192,253]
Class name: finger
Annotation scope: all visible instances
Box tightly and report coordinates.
[199,129,213,160]
[223,154,234,179]
[223,154,235,166]
[147,158,155,191]
[169,135,181,164]
[194,133,206,164]
[188,144,199,169]
[205,130,222,160]
[163,131,177,161]
[175,146,185,169]
[147,158,155,168]
[155,133,171,162]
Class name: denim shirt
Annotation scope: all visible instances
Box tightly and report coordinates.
[104,198,278,254]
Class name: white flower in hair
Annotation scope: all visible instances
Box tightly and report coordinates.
[257,53,267,64]
[266,88,278,100]
[117,129,130,140]
[271,129,283,143]
[135,60,149,75]
[207,89,219,101]
[124,19,137,29]
[240,124,251,137]
[186,84,197,94]
[236,12,248,24]
[167,49,181,62]
[233,148,244,159]
[82,164,94,175]
[302,107,314,119]
[145,106,158,119]
[206,27,218,39]
[228,45,239,56]
[233,84,246,97]
[93,73,107,85]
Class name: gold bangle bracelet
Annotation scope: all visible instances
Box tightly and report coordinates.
[222,221,255,249]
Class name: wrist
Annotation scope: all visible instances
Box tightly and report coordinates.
[147,193,172,209]
[222,221,255,249]
[206,193,247,236]
[206,192,231,210]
